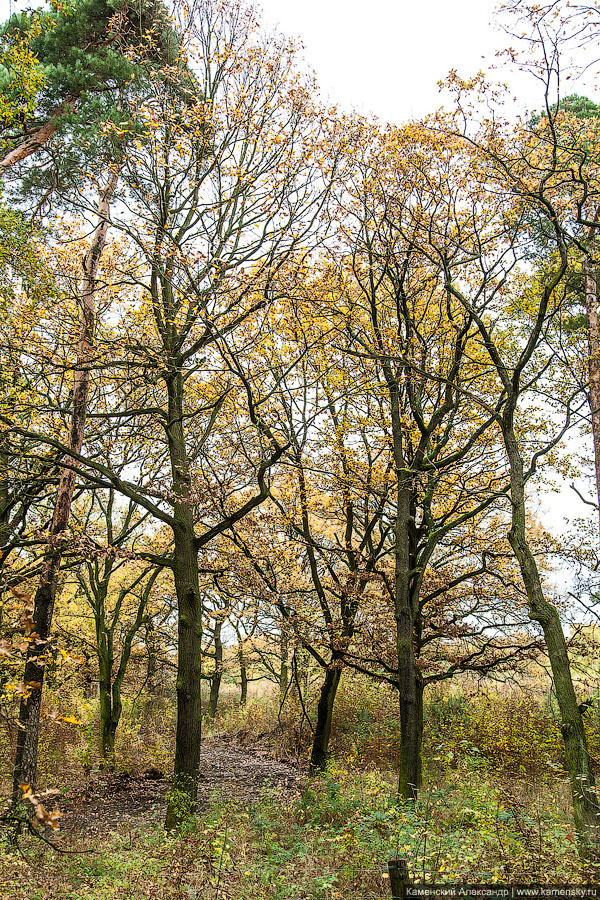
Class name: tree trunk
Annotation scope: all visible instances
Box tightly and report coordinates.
[165,519,202,829]
[415,678,424,788]
[98,647,115,769]
[95,576,115,768]
[109,678,122,758]
[238,644,248,706]
[208,621,222,718]
[100,700,116,764]
[98,643,123,769]
[396,594,421,799]
[505,411,599,854]
[584,253,600,540]
[0,435,10,586]
[279,628,289,699]
[100,693,116,765]
[11,171,118,803]
[389,375,421,800]
[145,629,160,713]
[164,370,203,831]
[309,663,342,774]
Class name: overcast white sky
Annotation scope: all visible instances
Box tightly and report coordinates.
[257,0,524,123]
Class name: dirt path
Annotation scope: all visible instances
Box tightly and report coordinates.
[59,739,302,835]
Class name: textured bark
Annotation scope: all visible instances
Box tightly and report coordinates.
[309,663,342,774]
[389,379,421,800]
[99,671,118,767]
[279,628,289,699]
[208,621,222,718]
[144,624,163,715]
[415,679,424,789]
[0,436,9,563]
[164,369,203,831]
[97,597,116,767]
[97,640,126,769]
[12,171,118,803]
[0,434,11,605]
[0,97,78,170]
[238,644,248,706]
[584,254,600,540]
[505,409,599,854]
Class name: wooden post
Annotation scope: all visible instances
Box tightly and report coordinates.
[388,858,410,900]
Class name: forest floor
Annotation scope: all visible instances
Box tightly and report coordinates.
[59,736,302,835]
[0,696,595,900]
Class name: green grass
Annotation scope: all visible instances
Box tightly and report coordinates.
[0,752,593,900]
[2,681,599,898]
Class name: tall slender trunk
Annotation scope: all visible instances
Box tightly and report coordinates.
[308,585,362,774]
[109,678,123,758]
[99,693,117,764]
[583,253,600,540]
[388,376,421,800]
[309,662,342,774]
[94,574,115,768]
[238,644,248,706]
[98,653,124,768]
[208,620,222,718]
[146,633,160,714]
[98,639,115,768]
[164,369,203,831]
[12,172,118,803]
[395,486,421,801]
[414,678,424,789]
[279,628,289,699]
[0,434,10,610]
[0,435,9,567]
[505,408,599,854]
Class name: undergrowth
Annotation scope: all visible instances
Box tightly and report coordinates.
[1,678,598,898]
[0,755,591,900]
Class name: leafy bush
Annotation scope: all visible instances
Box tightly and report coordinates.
[424,688,600,776]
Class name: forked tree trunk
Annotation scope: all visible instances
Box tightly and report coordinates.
[505,411,599,855]
[11,171,118,803]
[309,662,342,774]
[95,565,155,767]
[307,586,363,774]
